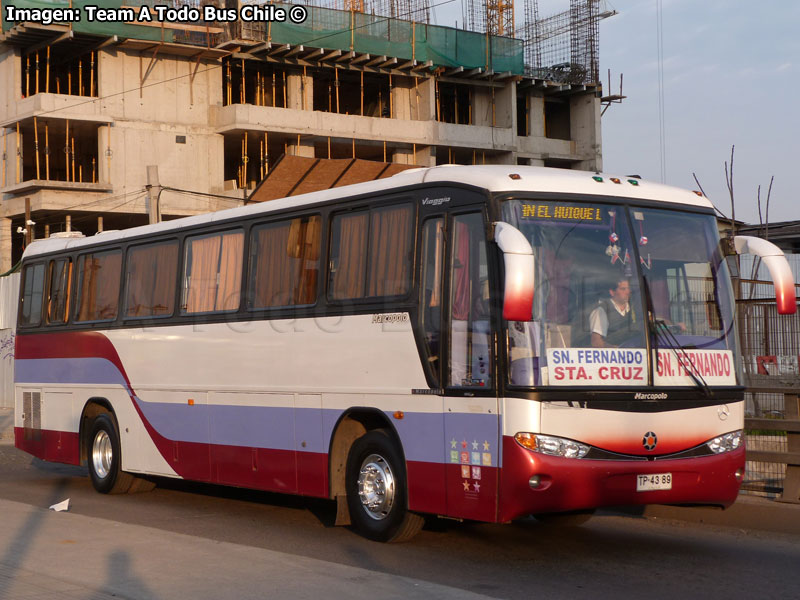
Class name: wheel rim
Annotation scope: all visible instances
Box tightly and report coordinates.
[357,453,395,520]
[92,429,113,479]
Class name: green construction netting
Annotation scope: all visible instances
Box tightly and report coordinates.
[2,1,523,74]
[2,0,175,42]
[267,5,523,74]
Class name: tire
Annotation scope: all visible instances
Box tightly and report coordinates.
[88,413,137,494]
[345,429,423,543]
[534,509,595,527]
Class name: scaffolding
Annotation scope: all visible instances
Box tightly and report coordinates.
[518,0,605,85]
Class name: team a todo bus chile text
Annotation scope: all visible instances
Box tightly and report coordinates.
[3,3,308,26]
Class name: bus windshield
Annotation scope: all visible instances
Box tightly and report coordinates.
[500,199,742,389]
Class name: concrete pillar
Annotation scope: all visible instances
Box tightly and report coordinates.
[570,93,602,171]
[1,127,13,187]
[287,139,314,158]
[473,88,492,127]
[494,81,515,129]
[0,218,12,273]
[3,126,22,185]
[416,77,436,122]
[390,76,413,121]
[529,95,545,138]
[473,83,514,128]
[97,124,113,185]
[392,145,434,167]
[482,151,515,165]
[286,72,312,111]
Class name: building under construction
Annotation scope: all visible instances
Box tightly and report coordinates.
[0,0,608,269]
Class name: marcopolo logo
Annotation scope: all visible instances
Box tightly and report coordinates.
[642,431,658,451]
[634,392,668,400]
[371,313,409,324]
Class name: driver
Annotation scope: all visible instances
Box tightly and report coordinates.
[590,277,637,348]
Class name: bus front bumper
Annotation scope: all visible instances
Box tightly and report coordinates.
[498,435,745,523]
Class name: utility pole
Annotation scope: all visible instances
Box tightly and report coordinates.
[145,165,161,224]
[24,197,33,246]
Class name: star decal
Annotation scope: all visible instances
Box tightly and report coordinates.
[463,480,470,491]
[450,438,457,449]
[471,440,479,450]
[461,439,467,449]
[473,482,481,493]
[483,440,490,451]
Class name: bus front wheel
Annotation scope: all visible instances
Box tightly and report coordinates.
[345,429,423,543]
[88,414,153,494]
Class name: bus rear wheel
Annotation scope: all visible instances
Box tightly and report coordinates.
[345,429,423,543]
[88,414,154,494]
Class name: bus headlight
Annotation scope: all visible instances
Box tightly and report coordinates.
[706,430,743,454]
[515,433,590,459]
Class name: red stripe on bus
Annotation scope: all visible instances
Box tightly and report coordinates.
[16,331,134,390]
[14,427,81,466]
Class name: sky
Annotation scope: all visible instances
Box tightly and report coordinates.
[431,0,800,225]
[596,0,799,226]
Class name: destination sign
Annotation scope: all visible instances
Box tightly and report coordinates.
[520,202,604,222]
[544,347,736,387]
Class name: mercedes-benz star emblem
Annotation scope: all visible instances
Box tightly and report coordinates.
[642,431,658,451]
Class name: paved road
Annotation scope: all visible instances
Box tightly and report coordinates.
[1,438,800,600]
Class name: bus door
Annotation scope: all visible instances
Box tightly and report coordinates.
[427,208,500,522]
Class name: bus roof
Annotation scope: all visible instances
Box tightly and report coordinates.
[22,165,714,258]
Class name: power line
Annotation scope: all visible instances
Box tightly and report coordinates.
[26,187,147,220]
[655,0,666,184]
[66,193,146,225]
[162,186,243,205]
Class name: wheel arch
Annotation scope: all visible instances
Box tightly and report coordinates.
[79,397,116,464]
[327,407,406,501]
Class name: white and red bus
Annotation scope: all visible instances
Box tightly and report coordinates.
[14,165,796,541]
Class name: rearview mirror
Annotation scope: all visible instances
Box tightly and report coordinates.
[734,235,797,315]
[494,222,534,322]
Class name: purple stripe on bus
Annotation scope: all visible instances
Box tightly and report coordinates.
[444,411,501,467]
[386,411,446,463]
[210,404,295,451]
[15,358,129,388]
[16,356,499,465]
[135,400,335,453]
[135,400,468,463]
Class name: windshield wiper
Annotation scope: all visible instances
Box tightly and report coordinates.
[654,319,713,399]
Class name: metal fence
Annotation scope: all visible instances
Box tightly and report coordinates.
[737,266,800,500]
[742,390,800,503]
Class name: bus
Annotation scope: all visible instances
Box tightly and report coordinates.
[14,165,796,542]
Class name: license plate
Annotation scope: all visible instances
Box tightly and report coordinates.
[636,473,672,491]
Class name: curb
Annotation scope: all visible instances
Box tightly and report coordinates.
[613,494,800,535]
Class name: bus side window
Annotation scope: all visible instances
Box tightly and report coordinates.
[329,210,369,300]
[448,212,492,389]
[249,215,320,308]
[367,204,413,297]
[420,218,444,384]
[124,241,179,318]
[329,203,414,301]
[181,230,244,314]
[46,258,72,324]
[19,263,45,326]
[75,250,122,322]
